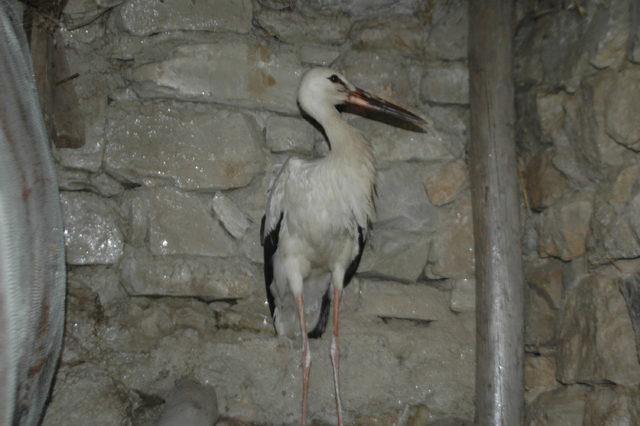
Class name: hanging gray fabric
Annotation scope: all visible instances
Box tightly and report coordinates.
[0,1,66,424]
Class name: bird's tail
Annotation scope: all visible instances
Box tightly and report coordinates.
[307,288,331,339]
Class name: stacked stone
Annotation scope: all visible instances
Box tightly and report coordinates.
[46,0,476,424]
[516,1,640,424]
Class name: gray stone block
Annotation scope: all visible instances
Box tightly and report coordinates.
[424,0,468,61]
[538,194,593,262]
[588,0,632,70]
[120,246,257,299]
[304,0,418,18]
[584,385,640,426]
[605,68,640,152]
[349,116,457,165]
[425,196,474,280]
[359,220,430,283]
[128,36,305,114]
[255,8,350,45]
[374,163,437,229]
[355,279,450,322]
[335,50,420,107]
[54,96,107,173]
[526,385,589,426]
[210,191,252,240]
[61,191,124,265]
[589,164,640,264]
[350,15,424,56]
[297,44,342,66]
[42,364,129,426]
[450,278,475,313]
[423,160,468,207]
[105,101,264,191]
[421,62,469,105]
[557,272,640,386]
[119,0,252,36]
[148,188,235,257]
[265,115,316,154]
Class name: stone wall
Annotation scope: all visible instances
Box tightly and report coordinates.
[44,1,474,425]
[516,1,640,424]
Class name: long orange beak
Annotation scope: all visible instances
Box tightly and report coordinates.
[347,88,429,131]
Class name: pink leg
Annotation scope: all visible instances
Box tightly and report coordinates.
[330,287,343,426]
[296,294,311,426]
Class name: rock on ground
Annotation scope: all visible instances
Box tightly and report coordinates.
[156,379,219,426]
[42,364,130,426]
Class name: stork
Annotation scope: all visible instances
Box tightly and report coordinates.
[261,67,427,425]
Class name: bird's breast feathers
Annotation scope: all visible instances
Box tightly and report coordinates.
[288,158,374,230]
[263,152,375,245]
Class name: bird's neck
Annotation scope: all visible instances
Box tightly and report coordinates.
[320,108,373,162]
[320,109,376,225]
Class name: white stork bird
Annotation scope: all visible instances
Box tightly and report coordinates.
[261,67,427,425]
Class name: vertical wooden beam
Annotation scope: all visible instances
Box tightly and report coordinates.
[468,1,524,425]
[24,0,84,149]
[28,12,55,139]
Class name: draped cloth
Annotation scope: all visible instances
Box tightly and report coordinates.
[0,1,66,424]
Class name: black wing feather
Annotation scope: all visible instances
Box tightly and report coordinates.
[307,290,331,339]
[261,213,283,318]
[344,225,367,286]
[307,226,366,339]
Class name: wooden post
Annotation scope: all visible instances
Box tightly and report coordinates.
[24,0,85,149]
[468,1,524,425]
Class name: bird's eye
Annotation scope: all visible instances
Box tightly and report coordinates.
[328,74,341,84]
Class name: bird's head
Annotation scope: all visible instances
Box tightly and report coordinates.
[297,67,428,131]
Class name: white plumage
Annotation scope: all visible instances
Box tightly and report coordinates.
[261,67,427,426]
